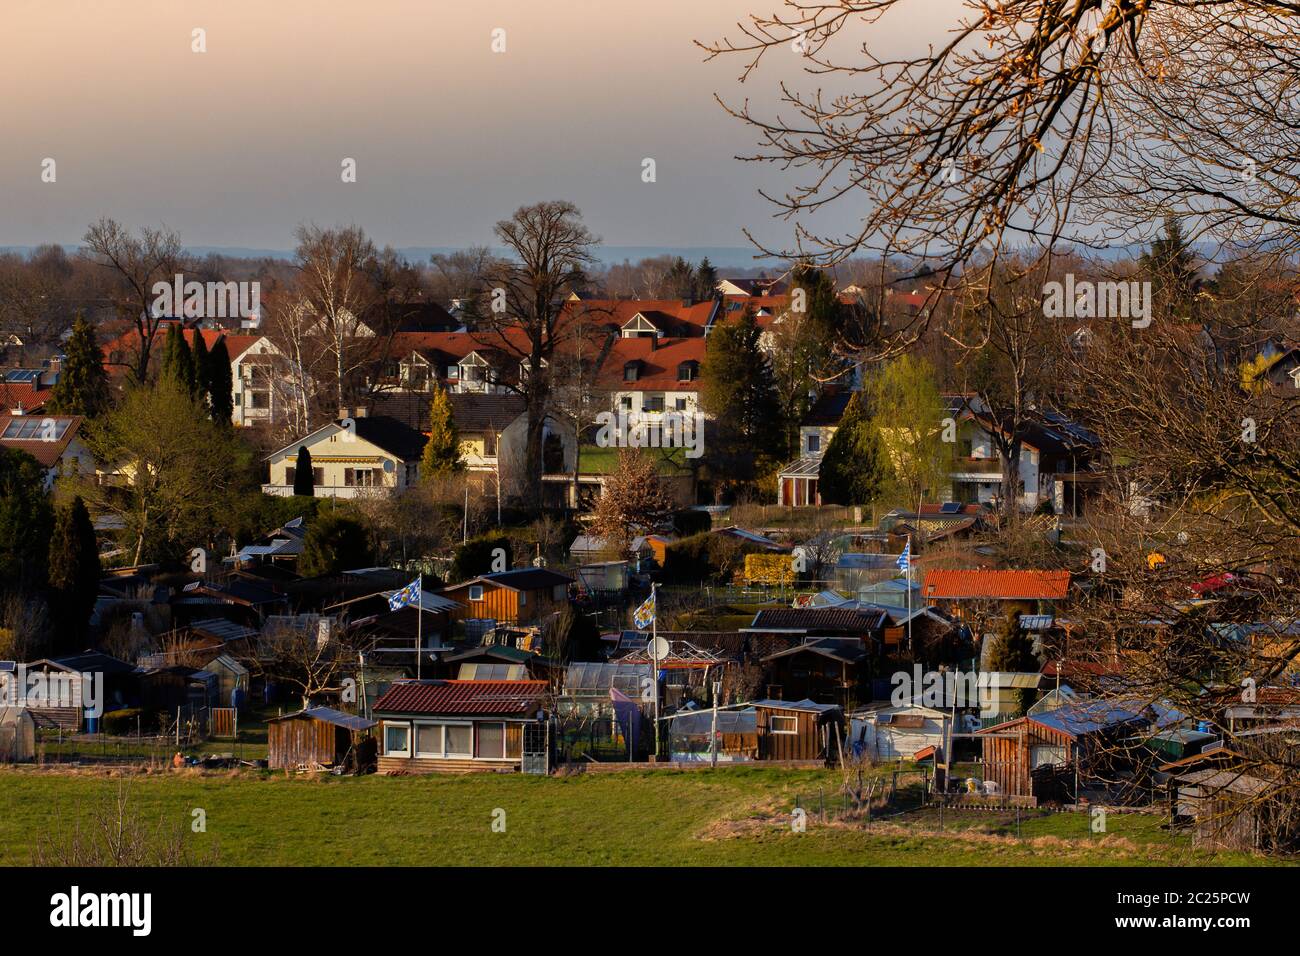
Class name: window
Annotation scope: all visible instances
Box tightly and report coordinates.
[623,362,640,382]
[519,591,527,607]
[643,396,665,413]
[384,723,410,757]
[445,724,472,756]
[675,398,687,411]
[769,715,798,735]
[468,584,484,601]
[249,391,269,409]
[806,434,821,453]
[345,468,378,487]
[476,722,505,759]
[620,396,633,410]
[285,466,295,486]
[415,724,443,757]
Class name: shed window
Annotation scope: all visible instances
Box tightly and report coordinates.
[384,723,410,757]
[469,585,484,601]
[770,714,798,735]
[416,724,443,757]
[476,722,506,759]
[445,724,472,757]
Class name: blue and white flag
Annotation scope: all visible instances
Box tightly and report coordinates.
[388,575,422,611]
[632,590,656,630]
[895,539,911,574]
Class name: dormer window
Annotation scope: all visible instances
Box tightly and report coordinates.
[677,361,699,382]
[623,361,641,382]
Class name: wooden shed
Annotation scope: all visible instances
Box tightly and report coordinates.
[267,706,377,771]
[440,568,572,625]
[1173,768,1296,853]
[977,699,1151,801]
[752,699,844,762]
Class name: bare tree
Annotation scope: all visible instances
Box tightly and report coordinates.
[478,201,598,509]
[80,218,184,382]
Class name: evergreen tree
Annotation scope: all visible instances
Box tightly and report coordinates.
[818,391,893,505]
[300,513,372,577]
[694,257,719,301]
[1139,215,1199,322]
[700,307,782,477]
[47,496,101,653]
[48,314,110,419]
[293,446,315,497]
[159,324,196,393]
[191,331,211,405]
[420,383,463,480]
[0,447,54,592]
[206,336,234,424]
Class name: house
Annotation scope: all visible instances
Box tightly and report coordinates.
[441,645,547,681]
[752,699,844,762]
[597,337,706,419]
[946,406,1100,513]
[0,368,56,416]
[233,516,308,567]
[440,568,573,626]
[666,708,758,762]
[229,336,298,429]
[266,706,376,771]
[373,679,547,773]
[850,704,951,762]
[0,414,94,489]
[262,412,428,498]
[776,390,853,507]
[922,569,1072,618]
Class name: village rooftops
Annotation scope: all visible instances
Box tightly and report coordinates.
[922,568,1072,601]
[373,679,547,716]
[0,414,83,468]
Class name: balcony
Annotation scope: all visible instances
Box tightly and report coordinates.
[950,457,1005,478]
[262,483,395,499]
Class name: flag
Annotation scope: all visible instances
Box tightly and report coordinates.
[895,539,911,574]
[632,590,656,630]
[388,575,422,611]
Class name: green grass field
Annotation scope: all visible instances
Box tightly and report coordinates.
[0,765,1278,866]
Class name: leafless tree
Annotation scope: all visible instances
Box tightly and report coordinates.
[80,218,185,382]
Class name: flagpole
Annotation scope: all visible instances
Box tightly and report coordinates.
[905,534,912,656]
[417,579,423,681]
[651,581,660,761]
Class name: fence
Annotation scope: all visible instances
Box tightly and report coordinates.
[28,705,258,766]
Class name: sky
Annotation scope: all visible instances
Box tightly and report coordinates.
[1,0,964,256]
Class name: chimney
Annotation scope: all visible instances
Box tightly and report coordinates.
[338,406,352,421]
[31,370,43,392]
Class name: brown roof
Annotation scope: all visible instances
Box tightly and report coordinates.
[373,680,546,716]
[0,414,84,468]
[749,607,887,633]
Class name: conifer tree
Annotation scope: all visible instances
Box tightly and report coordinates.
[48,313,110,419]
[421,383,463,480]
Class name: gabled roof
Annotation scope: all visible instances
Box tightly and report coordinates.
[596,337,707,390]
[923,569,1071,601]
[761,638,868,664]
[266,415,429,463]
[446,568,574,593]
[373,679,547,716]
[748,607,887,633]
[751,698,841,714]
[0,414,84,468]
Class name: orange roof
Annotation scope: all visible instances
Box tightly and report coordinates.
[0,381,54,414]
[922,569,1071,601]
[0,414,84,468]
[597,337,706,390]
[562,298,717,336]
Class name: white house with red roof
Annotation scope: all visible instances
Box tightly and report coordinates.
[0,413,94,489]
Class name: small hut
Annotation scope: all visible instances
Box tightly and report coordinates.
[266,706,376,771]
[0,706,36,763]
[752,699,844,762]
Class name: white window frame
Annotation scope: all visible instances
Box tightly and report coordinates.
[769,714,799,735]
[383,721,411,757]
[468,584,484,601]
[414,722,445,758]
[443,720,473,758]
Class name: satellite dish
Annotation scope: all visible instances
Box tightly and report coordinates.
[383,459,395,473]
[646,636,670,661]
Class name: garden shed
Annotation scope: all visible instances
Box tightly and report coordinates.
[267,706,377,771]
[0,706,36,763]
[752,699,844,762]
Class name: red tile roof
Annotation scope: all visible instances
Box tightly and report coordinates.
[372,679,547,716]
[0,381,54,414]
[0,414,84,468]
[597,337,706,390]
[923,569,1071,601]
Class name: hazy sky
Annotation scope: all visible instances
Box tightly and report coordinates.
[1,0,962,253]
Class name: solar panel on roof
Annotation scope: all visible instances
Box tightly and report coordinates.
[940,502,963,514]
[1,417,70,441]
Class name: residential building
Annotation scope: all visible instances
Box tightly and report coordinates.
[262,412,428,498]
